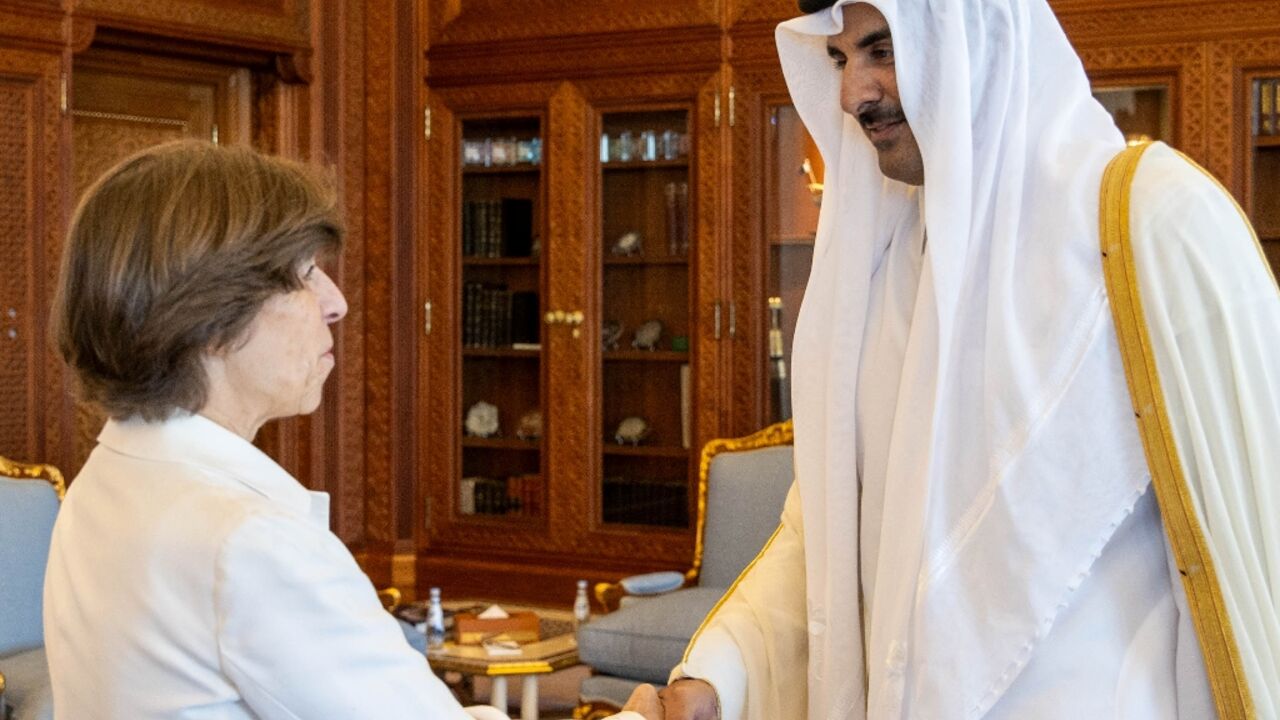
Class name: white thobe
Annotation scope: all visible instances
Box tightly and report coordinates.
[44,413,507,720]
[646,145,1272,719]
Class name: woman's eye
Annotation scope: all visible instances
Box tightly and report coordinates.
[303,264,317,280]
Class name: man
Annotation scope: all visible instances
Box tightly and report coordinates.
[615,0,1280,718]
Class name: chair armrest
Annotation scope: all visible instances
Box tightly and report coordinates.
[594,571,688,612]
[377,586,403,612]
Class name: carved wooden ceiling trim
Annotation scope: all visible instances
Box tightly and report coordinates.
[427,28,722,87]
[430,0,719,46]
[73,0,309,56]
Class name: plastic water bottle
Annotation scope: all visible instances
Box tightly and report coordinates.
[573,579,591,628]
[426,587,446,649]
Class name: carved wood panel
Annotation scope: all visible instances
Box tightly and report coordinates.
[0,47,62,470]
[429,0,719,46]
[0,76,39,462]
[73,0,309,54]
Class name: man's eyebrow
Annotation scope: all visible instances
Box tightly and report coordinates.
[855,27,892,49]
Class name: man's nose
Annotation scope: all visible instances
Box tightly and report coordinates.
[840,65,880,117]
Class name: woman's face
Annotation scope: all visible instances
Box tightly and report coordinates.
[217,258,348,424]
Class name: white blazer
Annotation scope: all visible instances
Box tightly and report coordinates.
[44,413,504,720]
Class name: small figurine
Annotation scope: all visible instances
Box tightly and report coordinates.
[632,319,663,350]
[601,320,624,351]
[614,416,651,446]
[516,409,543,441]
[611,231,642,257]
[464,401,500,438]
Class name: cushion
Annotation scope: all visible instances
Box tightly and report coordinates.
[579,673,658,709]
[619,571,685,596]
[700,445,793,588]
[0,646,54,720]
[0,477,59,656]
[577,587,724,683]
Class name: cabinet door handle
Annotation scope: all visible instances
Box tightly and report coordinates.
[728,301,737,339]
[729,85,736,128]
[713,302,722,340]
[714,91,721,128]
[424,300,433,336]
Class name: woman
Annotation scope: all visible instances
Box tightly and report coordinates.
[45,140,506,720]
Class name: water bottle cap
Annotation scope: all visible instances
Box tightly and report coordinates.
[429,587,441,597]
[577,579,587,589]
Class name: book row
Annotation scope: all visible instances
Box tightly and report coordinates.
[462,283,540,349]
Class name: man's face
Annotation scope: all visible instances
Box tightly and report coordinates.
[827,3,924,186]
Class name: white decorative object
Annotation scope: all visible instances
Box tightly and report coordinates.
[611,231,643,256]
[601,320,624,351]
[632,319,663,350]
[465,401,500,438]
[516,410,543,441]
[614,416,652,446]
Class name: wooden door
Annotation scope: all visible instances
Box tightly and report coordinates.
[65,49,252,472]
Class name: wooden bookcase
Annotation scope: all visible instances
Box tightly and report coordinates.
[1250,75,1280,270]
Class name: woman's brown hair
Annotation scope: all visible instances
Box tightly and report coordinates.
[53,140,343,421]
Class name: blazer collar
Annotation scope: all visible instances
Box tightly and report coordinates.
[97,413,319,522]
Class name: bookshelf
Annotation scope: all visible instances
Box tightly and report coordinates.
[458,115,546,523]
[599,108,694,529]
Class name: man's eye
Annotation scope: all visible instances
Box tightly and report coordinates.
[871,47,894,61]
[831,58,847,70]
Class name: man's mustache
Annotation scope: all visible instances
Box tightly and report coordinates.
[858,104,907,129]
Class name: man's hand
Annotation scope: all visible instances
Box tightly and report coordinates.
[621,683,664,719]
[621,678,720,720]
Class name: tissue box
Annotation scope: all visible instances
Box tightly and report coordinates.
[454,611,541,645]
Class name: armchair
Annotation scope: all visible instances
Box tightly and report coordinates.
[0,455,64,720]
[575,422,793,718]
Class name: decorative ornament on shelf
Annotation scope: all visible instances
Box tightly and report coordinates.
[610,231,643,257]
[601,320,624,351]
[802,158,824,207]
[464,401,500,438]
[516,409,543,441]
[631,319,663,350]
[614,416,652,446]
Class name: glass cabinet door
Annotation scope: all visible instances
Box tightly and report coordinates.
[598,108,693,528]
[764,104,821,424]
[1251,75,1280,272]
[1092,84,1173,145]
[457,116,546,523]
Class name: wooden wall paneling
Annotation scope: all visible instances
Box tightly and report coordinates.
[1052,0,1280,46]
[428,0,719,46]
[0,45,64,469]
[72,0,309,58]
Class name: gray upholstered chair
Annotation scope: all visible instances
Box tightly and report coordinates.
[575,422,793,719]
[0,455,64,720]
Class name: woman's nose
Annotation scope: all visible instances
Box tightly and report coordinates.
[317,269,348,323]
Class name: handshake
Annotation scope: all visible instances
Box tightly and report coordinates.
[606,678,721,720]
